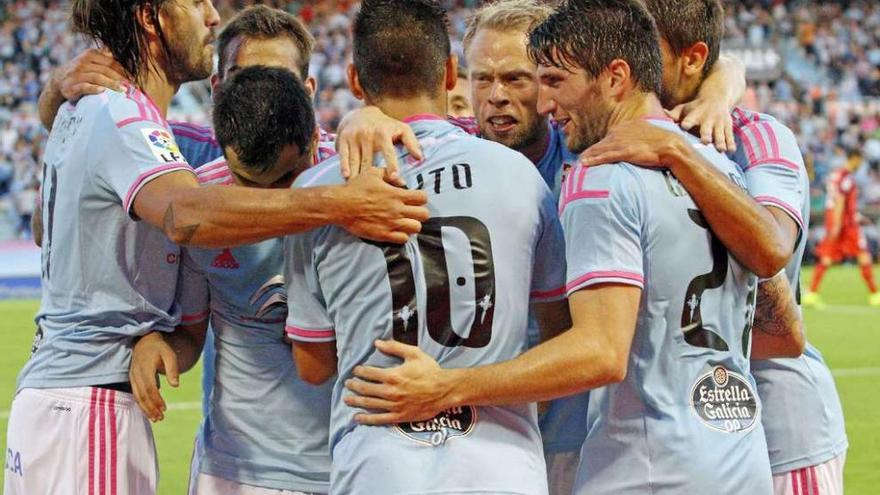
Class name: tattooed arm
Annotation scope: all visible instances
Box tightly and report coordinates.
[131,168,428,248]
[750,273,805,360]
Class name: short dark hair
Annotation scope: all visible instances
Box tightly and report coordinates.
[217,5,315,79]
[643,0,724,77]
[71,0,171,84]
[213,66,315,174]
[352,0,451,100]
[528,0,662,95]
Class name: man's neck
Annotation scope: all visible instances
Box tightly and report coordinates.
[607,91,666,129]
[140,68,180,119]
[371,94,447,123]
[519,119,551,165]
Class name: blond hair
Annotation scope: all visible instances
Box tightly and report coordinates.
[462,0,554,54]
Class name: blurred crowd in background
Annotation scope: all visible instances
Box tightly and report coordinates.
[1,0,879,260]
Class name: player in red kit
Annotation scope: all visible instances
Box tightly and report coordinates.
[805,149,880,307]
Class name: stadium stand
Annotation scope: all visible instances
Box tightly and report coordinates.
[0,0,878,257]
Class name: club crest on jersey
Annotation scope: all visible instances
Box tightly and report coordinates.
[142,128,184,163]
[689,365,759,433]
[394,406,476,447]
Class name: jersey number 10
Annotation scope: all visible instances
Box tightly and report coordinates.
[370,216,496,349]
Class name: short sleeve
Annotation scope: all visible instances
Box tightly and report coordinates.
[284,233,335,342]
[559,164,645,295]
[96,118,194,215]
[530,185,567,303]
[732,117,807,231]
[176,248,210,326]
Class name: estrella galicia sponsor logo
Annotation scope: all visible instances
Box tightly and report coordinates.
[690,365,759,433]
[394,406,476,447]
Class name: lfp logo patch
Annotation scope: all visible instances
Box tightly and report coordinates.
[141,128,184,163]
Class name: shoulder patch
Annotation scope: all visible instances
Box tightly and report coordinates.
[141,128,186,164]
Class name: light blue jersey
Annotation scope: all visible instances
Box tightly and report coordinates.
[169,121,223,422]
[564,118,771,495]
[18,83,191,391]
[285,115,566,495]
[731,107,848,473]
[176,157,332,493]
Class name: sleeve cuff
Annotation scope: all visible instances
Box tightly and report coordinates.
[286,324,336,343]
[530,286,567,303]
[566,270,644,295]
[123,163,195,215]
[180,310,209,325]
[753,195,805,232]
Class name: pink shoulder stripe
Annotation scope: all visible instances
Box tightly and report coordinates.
[173,128,218,145]
[733,125,758,164]
[285,325,335,340]
[559,190,610,214]
[761,122,780,157]
[123,163,194,213]
[115,117,152,129]
[566,270,644,293]
[198,169,231,184]
[170,121,213,136]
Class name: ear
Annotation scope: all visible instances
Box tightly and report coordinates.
[606,58,633,100]
[136,2,162,38]
[309,126,320,156]
[347,63,365,100]
[305,76,318,100]
[445,54,459,91]
[210,73,220,98]
[682,42,710,77]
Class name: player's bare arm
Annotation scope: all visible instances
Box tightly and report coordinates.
[581,120,793,277]
[37,48,125,131]
[335,105,424,182]
[750,273,805,360]
[344,286,640,425]
[132,166,428,248]
[129,322,208,423]
[292,341,339,385]
[667,54,746,152]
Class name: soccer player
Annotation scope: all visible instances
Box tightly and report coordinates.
[343,1,801,493]
[579,1,848,492]
[333,1,748,491]
[807,148,880,308]
[129,66,332,495]
[4,0,427,493]
[34,7,345,487]
[284,1,568,493]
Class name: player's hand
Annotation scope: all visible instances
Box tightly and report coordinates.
[336,167,429,244]
[336,106,423,185]
[580,119,684,168]
[667,97,736,153]
[53,48,126,102]
[344,340,454,425]
[129,331,180,423]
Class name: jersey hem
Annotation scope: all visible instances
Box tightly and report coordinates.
[123,163,195,214]
[754,196,805,231]
[769,440,849,474]
[566,270,644,295]
[17,372,132,392]
[200,464,329,493]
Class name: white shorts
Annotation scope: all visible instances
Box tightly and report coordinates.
[4,387,157,495]
[545,451,579,495]
[193,473,319,495]
[773,454,846,495]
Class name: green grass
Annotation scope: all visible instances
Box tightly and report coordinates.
[1,266,878,493]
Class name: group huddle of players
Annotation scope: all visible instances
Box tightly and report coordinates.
[3,0,853,494]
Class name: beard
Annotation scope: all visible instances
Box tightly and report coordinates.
[162,28,214,84]
[480,112,546,154]
[565,107,611,154]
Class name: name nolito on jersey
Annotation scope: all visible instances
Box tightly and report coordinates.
[394,406,476,447]
[690,365,759,433]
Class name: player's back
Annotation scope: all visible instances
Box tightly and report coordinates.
[285,116,563,495]
[563,119,770,495]
[731,107,848,474]
[19,84,191,390]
